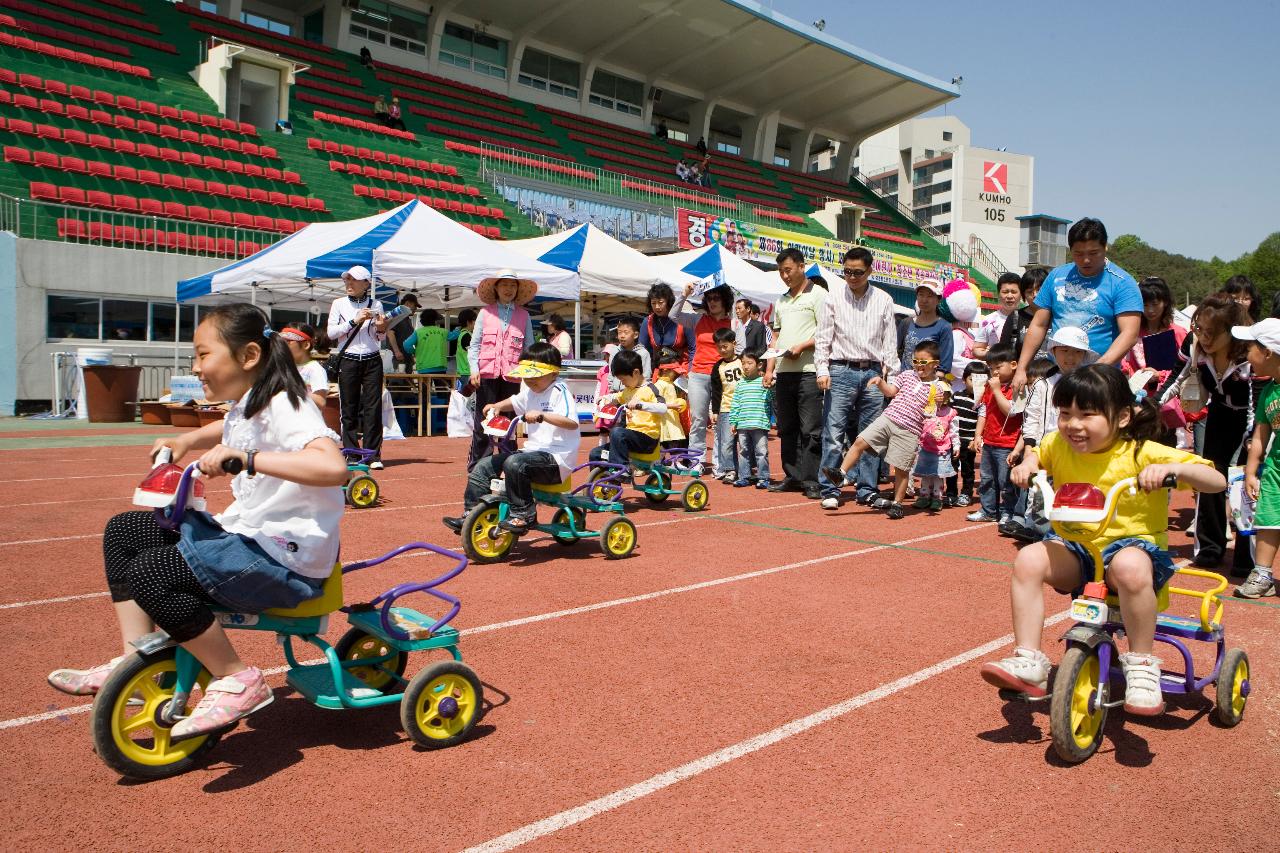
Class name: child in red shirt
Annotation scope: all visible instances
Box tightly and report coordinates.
[967,345,1025,531]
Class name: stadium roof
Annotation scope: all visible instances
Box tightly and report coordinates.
[450,0,959,144]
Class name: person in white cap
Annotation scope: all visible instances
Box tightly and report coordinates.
[326,265,388,467]
[897,277,954,376]
[1005,325,1096,541]
[1230,318,1280,599]
[466,269,538,469]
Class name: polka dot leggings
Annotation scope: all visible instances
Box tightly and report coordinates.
[103,511,217,643]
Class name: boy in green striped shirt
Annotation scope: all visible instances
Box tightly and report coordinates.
[729,349,772,488]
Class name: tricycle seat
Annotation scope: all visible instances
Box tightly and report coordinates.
[1104,583,1170,614]
[631,447,661,464]
[264,565,344,618]
[532,477,573,496]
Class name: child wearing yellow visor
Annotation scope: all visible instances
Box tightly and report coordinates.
[443,342,580,535]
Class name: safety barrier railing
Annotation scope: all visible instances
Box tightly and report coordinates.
[0,193,283,258]
[50,351,191,417]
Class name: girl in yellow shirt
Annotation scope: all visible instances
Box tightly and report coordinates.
[980,364,1224,716]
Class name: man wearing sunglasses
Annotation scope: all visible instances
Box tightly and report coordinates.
[814,247,900,509]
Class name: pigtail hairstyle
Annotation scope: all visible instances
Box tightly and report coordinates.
[1052,363,1163,465]
[202,303,307,419]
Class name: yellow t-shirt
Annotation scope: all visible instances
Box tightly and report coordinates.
[654,378,686,442]
[1037,432,1214,549]
[618,383,662,441]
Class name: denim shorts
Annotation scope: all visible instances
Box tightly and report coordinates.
[1042,533,1177,598]
[177,511,324,612]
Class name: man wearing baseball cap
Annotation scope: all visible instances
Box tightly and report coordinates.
[1231,318,1280,599]
[326,265,389,467]
[897,278,955,376]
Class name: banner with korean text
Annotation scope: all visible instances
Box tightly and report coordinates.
[674,207,970,300]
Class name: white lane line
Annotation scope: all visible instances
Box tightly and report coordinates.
[462,524,982,636]
[0,591,110,610]
[0,533,104,548]
[0,523,989,731]
[461,610,1072,853]
[0,498,808,606]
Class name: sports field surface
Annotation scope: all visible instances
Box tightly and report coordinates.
[1,420,1275,850]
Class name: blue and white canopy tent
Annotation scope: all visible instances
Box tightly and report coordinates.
[176,200,580,315]
[504,223,697,354]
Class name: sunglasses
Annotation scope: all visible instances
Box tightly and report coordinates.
[911,358,939,366]
[842,268,869,278]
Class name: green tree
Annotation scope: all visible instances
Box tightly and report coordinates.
[1247,232,1280,298]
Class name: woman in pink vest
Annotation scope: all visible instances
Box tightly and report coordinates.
[466,269,539,469]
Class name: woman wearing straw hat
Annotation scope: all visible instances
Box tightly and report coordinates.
[466,269,538,468]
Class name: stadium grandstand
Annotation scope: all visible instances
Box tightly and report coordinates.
[0,0,1006,412]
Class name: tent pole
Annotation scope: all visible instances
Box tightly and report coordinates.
[173,299,180,372]
[574,300,581,359]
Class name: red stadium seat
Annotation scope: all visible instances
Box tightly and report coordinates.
[248,188,268,203]
[227,185,249,200]
[113,139,137,155]
[205,181,228,197]
[163,202,187,219]
[187,205,211,222]
[136,170,161,186]
[267,191,287,206]
[92,90,114,107]
[114,165,138,183]
[305,197,325,212]
[223,160,245,174]
[184,177,207,194]
[57,186,86,205]
[210,209,233,225]
[3,146,33,165]
[137,100,160,116]
[243,164,264,178]
[180,151,202,167]
[161,174,183,190]
[85,190,112,208]
[232,212,254,228]
[252,215,274,231]
[33,151,60,168]
[58,218,87,239]
[139,198,164,215]
[63,129,88,145]
[36,124,62,141]
[113,194,139,213]
[117,95,137,111]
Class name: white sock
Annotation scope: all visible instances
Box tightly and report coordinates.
[1253,564,1273,581]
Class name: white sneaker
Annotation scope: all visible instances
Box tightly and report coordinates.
[979,647,1051,697]
[1120,652,1165,716]
[369,460,384,470]
[820,497,839,510]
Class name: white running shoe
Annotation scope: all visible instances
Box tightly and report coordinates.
[1120,652,1165,716]
[979,647,1051,697]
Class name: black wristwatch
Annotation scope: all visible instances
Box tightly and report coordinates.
[245,449,258,477]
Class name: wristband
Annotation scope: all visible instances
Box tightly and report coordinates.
[245,449,258,477]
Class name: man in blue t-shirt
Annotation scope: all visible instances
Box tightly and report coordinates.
[1012,217,1142,394]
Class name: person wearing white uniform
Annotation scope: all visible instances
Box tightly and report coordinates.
[326,266,388,467]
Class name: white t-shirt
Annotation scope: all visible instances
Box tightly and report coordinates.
[510,379,580,480]
[298,360,329,396]
[976,308,1014,347]
[216,390,344,579]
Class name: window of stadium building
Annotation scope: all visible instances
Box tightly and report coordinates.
[518,48,580,99]
[47,295,201,343]
[716,141,741,155]
[242,10,291,37]
[439,22,508,78]
[588,70,643,117]
[350,0,429,56]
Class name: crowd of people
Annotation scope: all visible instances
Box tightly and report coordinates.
[48,216,1276,737]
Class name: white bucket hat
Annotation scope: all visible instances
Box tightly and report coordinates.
[1047,325,1098,363]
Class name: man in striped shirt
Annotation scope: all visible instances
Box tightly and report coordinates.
[814,247,901,509]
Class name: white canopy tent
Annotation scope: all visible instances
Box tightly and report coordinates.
[176,200,580,313]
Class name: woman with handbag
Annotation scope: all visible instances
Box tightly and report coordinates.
[1161,293,1255,573]
[326,266,388,468]
[1122,276,1188,445]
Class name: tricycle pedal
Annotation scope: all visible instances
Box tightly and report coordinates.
[998,688,1050,703]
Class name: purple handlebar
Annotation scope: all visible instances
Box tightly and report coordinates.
[154,462,202,530]
[341,542,469,641]
[343,447,378,464]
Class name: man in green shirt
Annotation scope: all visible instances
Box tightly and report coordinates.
[765,247,827,498]
[451,307,477,383]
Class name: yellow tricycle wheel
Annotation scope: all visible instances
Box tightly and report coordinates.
[680,479,709,512]
[1215,648,1249,726]
[1049,645,1108,763]
[600,516,637,559]
[335,628,409,693]
[550,507,587,545]
[587,469,622,505]
[90,649,218,780]
[401,660,483,748]
[347,475,379,508]
[462,502,515,563]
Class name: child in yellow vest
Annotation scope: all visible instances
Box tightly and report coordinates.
[589,349,668,475]
[655,346,689,449]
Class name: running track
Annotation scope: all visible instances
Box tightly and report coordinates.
[0,435,1275,850]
